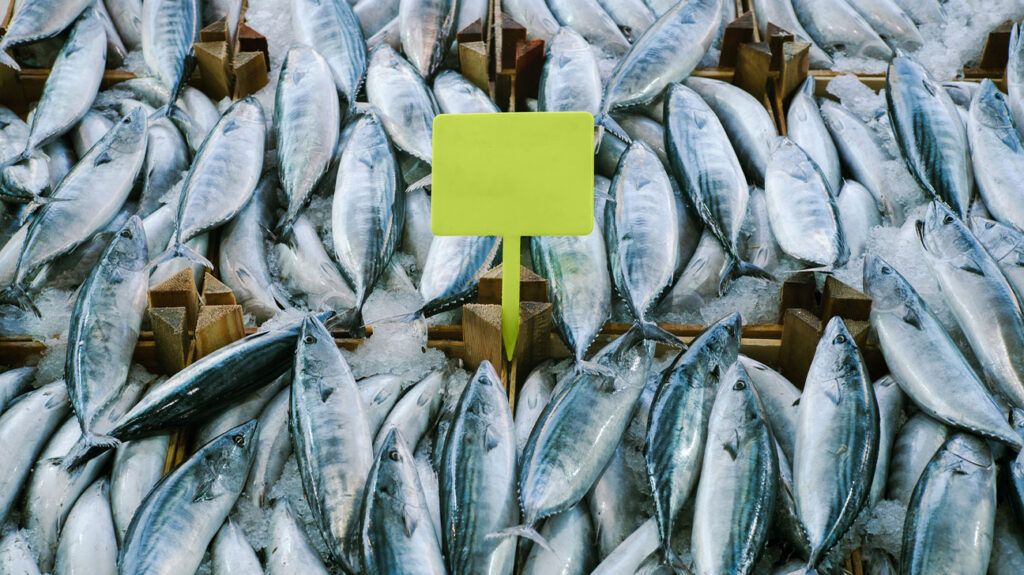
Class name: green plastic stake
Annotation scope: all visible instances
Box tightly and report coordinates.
[432,112,594,360]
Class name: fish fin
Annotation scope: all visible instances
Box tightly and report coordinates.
[958,261,985,276]
[152,242,214,270]
[486,525,558,558]
[902,305,922,330]
[325,305,367,336]
[405,173,432,193]
[58,432,121,472]
[595,114,631,145]
[483,427,500,451]
[723,431,739,460]
[574,360,616,379]
[0,284,40,317]
[915,219,927,249]
[0,48,21,71]
[638,320,685,349]
[403,506,418,537]
[792,397,800,407]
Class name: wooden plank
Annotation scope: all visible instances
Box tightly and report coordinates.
[195,41,232,100]
[514,38,544,109]
[978,20,1014,70]
[202,272,236,306]
[458,41,490,94]
[780,272,817,319]
[463,303,504,378]
[734,41,773,104]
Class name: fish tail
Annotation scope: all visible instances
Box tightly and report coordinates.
[273,214,295,239]
[154,242,214,271]
[574,359,616,378]
[58,432,120,472]
[324,305,368,336]
[405,173,432,193]
[486,524,558,558]
[596,114,631,144]
[0,284,40,317]
[0,47,21,71]
[731,259,777,283]
[637,320,685,349]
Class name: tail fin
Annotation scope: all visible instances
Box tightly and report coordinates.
[152,242,214,271]
[638,320,685,349]
[487,524,557,557]
[325,305,369,336]
[59,432,121,472]
[0,48,21,71]
[406,173,432,193]
[0,284,40,317]
[574,359,617,378]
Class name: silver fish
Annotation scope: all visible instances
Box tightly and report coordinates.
[95,0,128,67]
[684,77,776,186]
[597,0,654,41]
[174,87,221,154]
[539,28,602,116]
[587,444,649,560]
[869,375,904,506]
[837,180,883,258]
[374,370,445,453]
[657,230,730,313]
[141,0,200,99]
[354,0,400,38]
[219,173,282,324]
[887,56,972,217]
[72,111,113,160]
[765,137,848,267]
[163,97,265,267]
[440,361,516,575]
[503,0,560,42]
[366,45,437,163]
[275,47,341,235]
[119,421,257,575]
[885,413,948,505]
[819,100,898,220]
[615,113,667,166]
[691,362,777,575]
[971,217,1024,303]
[901,434,996,574]
[846,0,923,50]
[110,434,170,544]
[793,317,878,570]
[139,109,188,218]
[738,355,799,462]
[360,373,410,437]
[602,0,722,112]
[292,0,367,107]
[514,361,556,459]
[366,15,402,50]
[418,235,500,317]
[42,138,76,190]
[244,388,290,507]
[266,499,330,574]
[414,441,443,545]
[749,0,832,67]
[0,366,34,414]
[105,0,143,49]
[646,313,740,566]
[0,382,69,526]
[399,0,457,78]
[863,254,1021,448]
[919,201,1024,410]
[362,429,447,574]
[291,314,373,572]
[0,0,93,69]
[433,70,499,114]
[791,0,891,59]
[968,80,1024,231]
[210,520,262,575]
[787,77,841,193]
[521,503,595,575]
[54,479,116,575]
[548,0,629,60]
[0,152,50,205]
[192,373,288,449]
[590,518,660,575]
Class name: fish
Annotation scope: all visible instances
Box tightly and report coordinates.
[968,79,1024,231]
[863,254,1022,448]
[520,503,595,574]
[819,100,899,220]
[1009,24,1024,139]
[416,235,500,317]
[366,45,438,163]
[845,0,923,50]
[361,429,447,574]
[110,434,170,544]
[292,0,366,108]
[587,444,650,560]
[161,97,265,269]
[65,216,148,456]
[332,110,404,328]
[54,479,117,575]
[106,0,144,50]
[275,214,359,314]
[266,499,331,574]
[870,375,905,505]
[119,421,257,575]
[646,313,740,566]
[684,77,776,186]
[597,0,654,40]
[0,382,69,526]
[764,137,848,268]
[72,111,114,160]
[440,361,517,575]
[836,180,883,258]
[548,0,630,61]
[138,106,188,217]
[141,0,200,103]
[971,217,1024,303]
[354,0,399,37]
[0,0,94,70]
[538,28,603,116]
[502,0,560,42]
[413,442,443,545]
[1,109,147,314]
[614,114,667,166]
[919,201,1024,411]
[531,226,611,367]
[691,362,777,575]
[885,413,949,505]
[738,355,799,462]
[793,317,878,571]
[513,361,556,459]
[901,434,996,574]
[0,152,51,205]
[656,230,731,313]
[0,366,34,414]
[790,0,891,59]
[275,47,341,236]
[605,143,681,343]
[893,0,945,25]
[173,87,222,154]
[786,77,842,193]
[360,374,411,437]
[602,0,722,112]
[42,138,76,189]
[291,314,373,572]
[245,388,291,507]
[373,370,445,453]
[402,188,433,272]
[19,8,107,163]
[887,56,972,217]
[399,0,457,78]
[739,186,782,274]
[749,0,833,67]
[210,520,262,575]
[95,0,128,67]
[591,518,660,575]
[433,70,500,114]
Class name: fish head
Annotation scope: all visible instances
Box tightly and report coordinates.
[887,56,933,98]
[106,107,149,153]
[862,254,916,312]
[713,363,762,443]
[105,215,149,271]
[224,96,266,130]
[969,217,1021,259]
[693,311,742,371]
[918,201,973,262]
[196,419,258,498]
[372,429,422,526]
[550,27,590,55]
[970,79,1013,130]
[297,313,336,357]
[812,317,863,383]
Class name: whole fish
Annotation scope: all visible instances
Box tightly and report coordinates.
[749,0,832,67]
[514,362,556,458]
[764,137,848,267]
[54,479,117,575]
[684,77,776,185]
[362,429,447,574]
[399,0,456,78]
[110,434,170,543]
[417,235,500,317]
[790,0,891,59]
[210,520,262,575]
[885,413,949,504]
[192,373,288,449]
[292,0,366,107]
[691,363,777,575]
[901,434,996,574]
[548,0,629,60]
[119,421,257,575]
[598,0,654,40]
[361,373,411,437]
[531,227,611,366]
[162,97,265,268]
[0,382,69,526]
[275,214,358,314]
[793,318,878,571]
[887,56,972,217]
[291,314,373,572]
[266,499,331,574]
[919,201,1024,410]
[20,8,106,162]
[870,375,904,505]
[139,108,188,217]
[968,80,1024,230]
[539,28,602,116]
[591,518,660,575]
[502,0,560,42]
[65,216,148,454]
[433,70,500,114]
[846,0,923,50]
[332,110,404,327]
[971,217,1024,302]
[1,109,147,313]
[587,445,649,559]
[245,388,291,507]
[787,77,841,193]
[738,355,799,462]
[0,366,34,414]
[606,143,679,342]
[602,0,722,112]
[219,173,282,324]
[521,504,595,575]
[275,47,341,236]
[354,0,400,37]
[106,0,143,49]
[374,370,445,452]
[0,532,41,575]
[863,254,1022,447]
[837,180,882,258]
[819,100,898,219]
[646,313,740,567]
[0,0,94,69]
[440,361,517,575]
[366,45,437,163]
[1009,24,1024,138]
[141,0,200,100]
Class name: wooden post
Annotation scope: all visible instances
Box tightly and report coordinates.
[477,264,548,305]
[821,276,872,323]
[202,272,237,306]
[718,11,756,68]
[194,305,246,359]
[149,268,201,329]
[778,308,821,386]
[779,271,818,321]
[149,307,191,374]
[734,42,773,105]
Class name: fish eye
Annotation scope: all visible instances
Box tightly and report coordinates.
[119,229,133,238]
[985,222,995,229]
[733,381,746,391]
[880,266,892,275]
[232,434,245,446]
[303,335,316,344]
[943,215,954,225]
[834,334,847,344]
[388,450,400,461]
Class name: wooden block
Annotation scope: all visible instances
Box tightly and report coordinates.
[979,20,1014,70]
[194,304,245,359]
[459,41,490,93]
[195,41,232,100]
[149,268,201,328]
[462,302,552,405]
[495,69,514,112]
[514,38,544,109]
[765,23,795,71]
[779,271,817,321]
[507,301,552,410]
[777,41,810,103]
[200,18,228,43]
[150,307,190,374]
[477,264,548,305]
[463,303,504,379]
[232,50,269,98]
[237,23,270,69]
[734,41,773,103]
[457,19,485,43]
[719,11,756,67]
[821,275,872,323]
[499,14,527,70]
[778,308,822,387]
[202,272,236,306]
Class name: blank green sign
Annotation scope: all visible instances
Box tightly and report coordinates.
[432,112,595,359]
